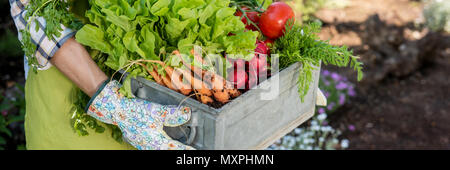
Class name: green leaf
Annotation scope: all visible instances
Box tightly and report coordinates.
[119,76,134,98]
[0,137,6,145]
[178,30,198,54]
[140,24,158,60]
[165,17,191,40]
[0,126,12,137]
[76,24,112,54]
[221,31,258,60]
[6,116,24,125]
[123,31,146,58]
[119,0,138,20]
[150,0,171,16]
[119,52,128,69]
[102,8,134,32]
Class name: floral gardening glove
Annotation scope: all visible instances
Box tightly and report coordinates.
[85,80,195,150]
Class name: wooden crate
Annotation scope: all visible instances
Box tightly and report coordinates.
[130,62,322,149]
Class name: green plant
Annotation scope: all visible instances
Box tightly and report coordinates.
[0,30,24,57]
[273,21,363,102]
[0,84,26,150]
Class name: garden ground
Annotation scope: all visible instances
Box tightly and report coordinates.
[317,0,450,149]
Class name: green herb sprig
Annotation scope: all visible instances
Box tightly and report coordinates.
[274,20,363,102]
[21,0,82,72]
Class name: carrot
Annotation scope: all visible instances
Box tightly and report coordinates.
[213,89,230,103]
[200,94,214,104]
[193,89,213,104]
[149,64,176,91]
[167,66,192,95]
[175,67,212,97]
[173,49,241,104]
[136,63,165,86]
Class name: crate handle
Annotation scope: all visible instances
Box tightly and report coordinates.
[185,125,196,145]
[316,89,327,106]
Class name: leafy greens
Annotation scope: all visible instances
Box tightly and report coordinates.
[76,0,259,74]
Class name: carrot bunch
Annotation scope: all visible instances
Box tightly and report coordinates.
[135,50,241,105]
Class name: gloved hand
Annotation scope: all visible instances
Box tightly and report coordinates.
[85,79,195,150]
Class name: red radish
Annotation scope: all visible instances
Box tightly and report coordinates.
[247,69,258,89]
[231,59,246,70]
[250,41,269,72]
[249,55,267,72]
[235,6,260,31]
[255,41,269,54]
[259,2,295,39]
[228,69,248,89]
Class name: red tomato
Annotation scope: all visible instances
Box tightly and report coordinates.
[258,2,295,39]
[235,6,260,31]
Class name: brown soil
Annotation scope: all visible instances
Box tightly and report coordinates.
[315,0,450,149]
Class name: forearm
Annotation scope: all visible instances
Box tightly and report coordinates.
[50,37,107,97]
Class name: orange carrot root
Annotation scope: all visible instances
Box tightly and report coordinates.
[170,68,193,95]
[176,68,212,96]
[213,89,230,103]
[134,50,242,105]
[200,95,214,104]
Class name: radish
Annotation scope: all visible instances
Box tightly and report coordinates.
[250,41,269,72]
[255,41,269,54]
[233,59,246,71]
[228,69,248,89]
[249,54,267,72]
[226,55,247,71]
[247,69,258,89]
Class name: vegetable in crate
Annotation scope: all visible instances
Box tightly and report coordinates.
[259,2,295,39]
[234,5,264,31]
[75,0,260,104]
[273,21,364,101]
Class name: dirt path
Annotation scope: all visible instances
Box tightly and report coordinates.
[315,0,450,149]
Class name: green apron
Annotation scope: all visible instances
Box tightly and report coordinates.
[25,67,135,150]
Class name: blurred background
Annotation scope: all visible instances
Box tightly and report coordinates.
[0,0,449,150]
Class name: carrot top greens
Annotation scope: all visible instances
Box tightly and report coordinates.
[273,21,363,101]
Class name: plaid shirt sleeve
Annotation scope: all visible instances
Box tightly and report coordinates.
[10,0,76,70]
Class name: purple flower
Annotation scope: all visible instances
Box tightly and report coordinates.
[322,70,330,76]
[348,125,356,131]
[331,72,341,81]
[335,82,348,90]
[1,110,7,117]
[324,91,330,98]
[323,79,330,86]
[322,120,329,126]
[348,88,356,97]
[327,102,335,110]
[339,94,346,105]
[318,108,326,114]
